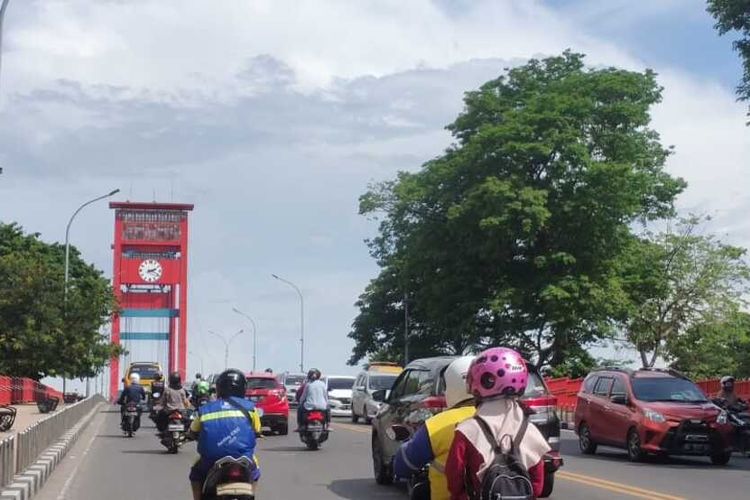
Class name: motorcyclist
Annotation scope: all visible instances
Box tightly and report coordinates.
[188,368,261,500]
[149,372,166,415]
[154,371,191,433]
[297,368,329,429]
[715,376,746,409]
[192,379,211,407]
[191,372,203,397]
[393,356,476,500]
[117,373,146,431]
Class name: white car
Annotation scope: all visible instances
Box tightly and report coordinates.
[324,375,355,417]
[281,372,306,407]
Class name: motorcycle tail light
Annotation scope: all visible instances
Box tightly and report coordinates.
[226,465,245,480]
[170,411,182,420]
[308,411,324,421]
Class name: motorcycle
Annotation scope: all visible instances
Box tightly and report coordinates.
[122,402,141,437]
[201,456,257,500]
[713,398,750,456]
[389,424,430,500]
[298,410,329,450]
[160,408,192,453]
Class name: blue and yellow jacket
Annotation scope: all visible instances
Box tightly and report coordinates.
[393,405,476,500]
[190,397,261,464]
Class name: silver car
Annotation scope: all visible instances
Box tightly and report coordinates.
[280,372,306,407]
[351,370,400,424]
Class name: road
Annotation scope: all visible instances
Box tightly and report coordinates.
[36,406,750,500]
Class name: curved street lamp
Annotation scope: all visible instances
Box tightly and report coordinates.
[232,307,258,372]
[272,274,304,373]
[208,329,244,370]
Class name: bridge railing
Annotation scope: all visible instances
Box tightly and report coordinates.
[14,395,103,477]
[0,435,14,488]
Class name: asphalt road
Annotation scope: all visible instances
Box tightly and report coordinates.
[36,406,750,500]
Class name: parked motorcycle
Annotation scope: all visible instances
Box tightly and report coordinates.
[200,456,257,500]
[122,402,141,437]
[713,398,750,456]
[298,410,329,450]
[160,408,192,453]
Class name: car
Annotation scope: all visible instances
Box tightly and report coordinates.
[245,372,290,435]
[279,372,306,407]
[371,356,562,498]
[574,367,735,465]
[324,375,356,417]
[125,361,163,393]
[351,362,403,424]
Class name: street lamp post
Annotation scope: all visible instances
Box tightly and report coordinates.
[63,188,119,397]
[207,329,244,370]
[272,274,304,373]
[232,307,257,372]
[0,0,11,91]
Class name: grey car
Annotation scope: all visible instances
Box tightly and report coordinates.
[351,369,402,424]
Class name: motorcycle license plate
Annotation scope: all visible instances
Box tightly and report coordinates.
[126,411,138,416]
[168,424,184,431]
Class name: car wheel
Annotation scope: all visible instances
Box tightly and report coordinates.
[372,432,393,485]
[278,423,289,436]
[365,415,373,425]
[351,409,359,424]
[710,450,731,466]
[539,470,555,498]
[578,423,597,454]
[627,428,645,462]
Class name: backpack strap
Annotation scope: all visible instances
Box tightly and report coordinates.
[225,397,256,427]
[512,417,529,453]
[474,416,502,453]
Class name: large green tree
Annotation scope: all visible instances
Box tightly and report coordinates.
[620,217,750,368]
[349,52,685,367]
[0,222,121,380]
[707,0,750,119]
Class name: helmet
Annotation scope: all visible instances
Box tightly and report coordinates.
[216,369,247,398]
[153,372,163,381]
[195,373,203,380]
[129,373,140,384]
[721,375,735,387]
[443,356,475,408]
[467,347,528,399]
[168,371,182,388]
[307,369,321,381]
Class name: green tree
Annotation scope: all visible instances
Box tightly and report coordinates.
[0,222,121,380]
[350,51,685,367]
[707,0,750,119]
[620,217,750,368]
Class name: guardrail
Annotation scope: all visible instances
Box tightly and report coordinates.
[0,435,14,488]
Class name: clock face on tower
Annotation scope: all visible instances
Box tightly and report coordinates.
[138,259,163,283]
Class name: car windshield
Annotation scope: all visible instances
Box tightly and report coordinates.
[327,378,354,390]
[246,378,278,390]
[523,371,548,397]
[129,366,159,379]
[284,375,305,386]
[632,377,707,403]
[369,374,398,391]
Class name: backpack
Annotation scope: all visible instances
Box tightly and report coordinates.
[468,416,534,500]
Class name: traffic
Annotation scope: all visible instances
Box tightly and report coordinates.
[108,355,750,500]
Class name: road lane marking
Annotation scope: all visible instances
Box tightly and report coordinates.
[332,422,372,434]
[56,411,107,500]
[557,471,686,500]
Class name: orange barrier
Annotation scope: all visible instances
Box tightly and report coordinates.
[0,377,63,404]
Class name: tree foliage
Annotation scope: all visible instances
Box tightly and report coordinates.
[349,52,685,367]
[620,217,750,368]
[0,222,121,380]
[707,0,750,119]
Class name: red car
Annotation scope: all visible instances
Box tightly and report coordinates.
[245,372,289,435]
[575,368,734,464]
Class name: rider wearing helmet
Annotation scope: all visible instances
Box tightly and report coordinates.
[117,373,146,430]
[154,371,191,432]
[716,376,744,408]
[297,368,328,429]
[445,348,551,499]
[393,356,476,500]
[188,369,261,500]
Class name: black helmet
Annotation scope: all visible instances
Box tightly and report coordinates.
[307,368,321,381]
[168,371,182,388]
[154,372,163,381]
[216,369,247,398]
[195,373,203,380]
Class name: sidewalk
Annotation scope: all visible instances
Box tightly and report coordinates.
[1,403,67,438]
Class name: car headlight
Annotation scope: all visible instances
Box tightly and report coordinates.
[717,410,728,425]
[643,408,666,423]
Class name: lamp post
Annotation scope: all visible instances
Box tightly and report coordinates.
[232,307,257,372]
[0,0,10,91]
[207,329,244,370]
[271,274,304,373]
[63,188,119,397]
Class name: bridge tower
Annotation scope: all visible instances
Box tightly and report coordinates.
[108,202,194,400]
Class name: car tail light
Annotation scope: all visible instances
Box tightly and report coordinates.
[420,395,447,415]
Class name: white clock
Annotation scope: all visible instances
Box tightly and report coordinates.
[138,259,163,283]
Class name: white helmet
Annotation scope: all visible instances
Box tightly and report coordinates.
[129,373,140,384]
[443,356,475,408]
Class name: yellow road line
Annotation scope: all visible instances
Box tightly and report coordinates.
[332,422,371,434]
[558,471,686,500]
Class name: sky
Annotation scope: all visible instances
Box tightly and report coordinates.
[0,0,748,391]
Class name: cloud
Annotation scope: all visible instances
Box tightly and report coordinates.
[1,1,749,387]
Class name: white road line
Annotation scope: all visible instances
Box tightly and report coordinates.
[56,412,106,500]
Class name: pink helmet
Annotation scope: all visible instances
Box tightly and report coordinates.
[467,347,528,399]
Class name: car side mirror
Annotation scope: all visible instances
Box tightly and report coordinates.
[387,424,411,442]
[610,394,628,405]
[372,389,387,402]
